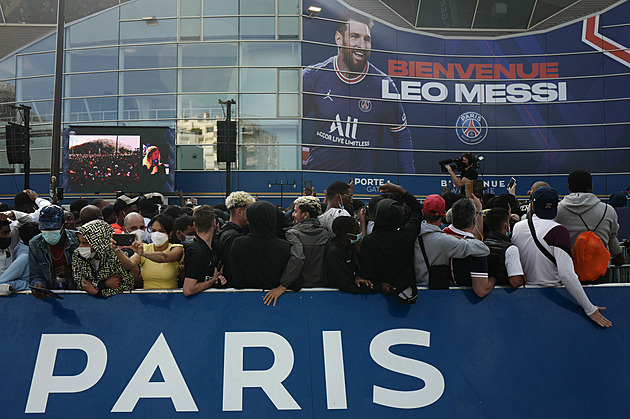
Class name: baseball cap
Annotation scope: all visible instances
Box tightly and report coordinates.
[39,205,65,230]
[423,194,446,216]
[532,186,558,219]
[113,195,140,214]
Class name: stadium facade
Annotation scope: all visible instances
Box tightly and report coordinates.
[0,0,629,204]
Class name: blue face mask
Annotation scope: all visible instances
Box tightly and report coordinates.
[348,232,362,244]
[42,229,62,245]
[184,235,195,245]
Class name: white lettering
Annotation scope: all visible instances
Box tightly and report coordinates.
[329,114,344,137]
[485,84,507,103]
[422,82,448,102]
[532,82,558,102]
[26,334,107,413]
[369,329,444,409]
[455,84,484,103]
[112,333,197,413]
[506,83,532,103]
[222,332,300,412]
[322,331,347,410]
[381,79,401,100]
[401,81,422,100]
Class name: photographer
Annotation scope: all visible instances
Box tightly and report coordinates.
[444,153,478,191]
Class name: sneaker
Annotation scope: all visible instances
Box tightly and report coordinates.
[0,284,12,296]
[396,285,418,304]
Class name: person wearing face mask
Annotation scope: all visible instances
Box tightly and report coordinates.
[326,216,396,295]
[73,220,134,297]
[263,196,331,306]
[28,205,79,295]
[318,181,353,235]
[172,215,195,245]
[121,211,145,288]
[113,214,183,289]
[0,222,41,295]
[483,208,525,288]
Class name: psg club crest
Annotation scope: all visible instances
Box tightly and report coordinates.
[358,99,372,113]
[455,112,488,145]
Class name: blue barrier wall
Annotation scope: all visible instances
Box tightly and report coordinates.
[1,287,629,418]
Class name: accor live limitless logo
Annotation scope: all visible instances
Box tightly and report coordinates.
[383,60,567,103]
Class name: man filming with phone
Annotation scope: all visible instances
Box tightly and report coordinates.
[444,153,478,192]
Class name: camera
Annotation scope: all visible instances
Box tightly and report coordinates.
[438,157,465,173]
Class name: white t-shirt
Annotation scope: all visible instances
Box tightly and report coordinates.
[317,208,351,234]
[504,245,524,277]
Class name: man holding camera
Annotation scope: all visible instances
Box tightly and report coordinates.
[445,153,478,192]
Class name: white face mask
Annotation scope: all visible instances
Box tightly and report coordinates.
[151,231,169,247]
[77,246,96,259]
[183,235,195,245]
[132,229,145,242]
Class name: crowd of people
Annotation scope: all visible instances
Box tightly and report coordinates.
[0,165,626,329]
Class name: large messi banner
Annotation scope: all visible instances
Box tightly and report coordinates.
[301,0,630,186]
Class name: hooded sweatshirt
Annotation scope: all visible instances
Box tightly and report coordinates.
[72,219,134,297]
[555,192,622,256]
[230,201,291,289]
[279,217,331,288]
[360,192,422,291]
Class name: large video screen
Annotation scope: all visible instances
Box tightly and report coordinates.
[62,126,175,194]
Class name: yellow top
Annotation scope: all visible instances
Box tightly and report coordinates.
[139,242,183,289]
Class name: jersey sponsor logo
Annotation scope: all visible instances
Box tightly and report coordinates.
[329,114,358,139]
[455,112,487,145]
[358,99,372,113]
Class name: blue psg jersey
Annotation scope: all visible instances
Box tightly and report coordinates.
[303,56,415,173]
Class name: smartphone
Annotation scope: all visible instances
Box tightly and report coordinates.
[507,177,516,189]
[445,181,453,192]
[29,286,64,299]
[304,179,313,195]
[55,187,64,200]
[113,233,135,246]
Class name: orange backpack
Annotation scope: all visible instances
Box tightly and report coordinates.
[571,206,610,282]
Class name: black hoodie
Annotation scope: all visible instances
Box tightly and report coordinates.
[230,201,291,289]
[360,192,423,291]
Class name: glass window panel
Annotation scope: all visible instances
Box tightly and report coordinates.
[65,97,118,122]
[417,0,476,28]
[120,19,178,45]
[278,69,299,92]
[380,0,418,25]
[239,120,300,170]
[120,0,177,19]
[0,81,16,106]
[120,44,177,70]
[21,33,56,54]
[16,76,54,101]
[180,18,201,41]
[278,93,298,117]
[239,93,275,117]
[178,94,236,119]
[66,8,118,48]
[278,17,299,39]
[278,0,299,15]
[24,101,54,124]
[120,69,176,94]
[0,56,16,80]
[3,2,57,24]
[240,0,275,14]
[65,48,118,73]
[179,43,238,67]
[240,42,300,66]
[240,68,275,92]
[473,0,535,29]
[203,17,238,40]
[120,95,176,120]
[203,0,237,16]
[65,72,118,97]
[239,17,275,40]
[181,0,202,16]
[180,68,237,92]
[16,53,55,78]
[530,0,575,28]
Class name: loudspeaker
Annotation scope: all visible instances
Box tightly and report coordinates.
[216,120,237,163]
[5,123,28,165]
